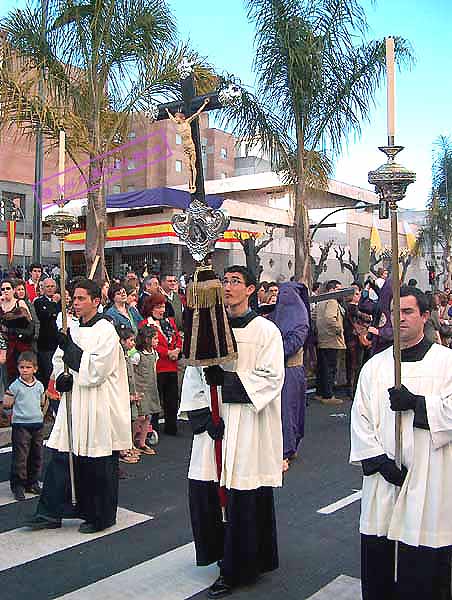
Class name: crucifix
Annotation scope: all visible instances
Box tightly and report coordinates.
[153,65,238,261]
[156,68,224,203]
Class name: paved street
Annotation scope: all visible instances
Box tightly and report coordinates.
[0,397,363,600]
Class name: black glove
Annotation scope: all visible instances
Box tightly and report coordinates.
[380,458,408,487]
[187,407,225,440]
[204,365,225,386]
[206,416,225,441]
[388,384,423,412]
[55,372,74,393]
[362,454,408,486]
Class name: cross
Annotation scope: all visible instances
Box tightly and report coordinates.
[156,72,223,204]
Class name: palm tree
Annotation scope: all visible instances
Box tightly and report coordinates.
[418,136,452,288]
[222,0,413,282]
[0,0,213,278]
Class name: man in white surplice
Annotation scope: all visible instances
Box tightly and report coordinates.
[26,279,131,533]
[179,265,284,599]
[350,285,452,600]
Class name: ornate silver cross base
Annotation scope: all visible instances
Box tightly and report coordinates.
[171,199,230,262]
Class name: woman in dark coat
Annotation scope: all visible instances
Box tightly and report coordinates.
[269,282,310,471]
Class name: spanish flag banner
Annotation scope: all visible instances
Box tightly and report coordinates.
[6,221,16,265]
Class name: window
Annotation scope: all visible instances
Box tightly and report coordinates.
[176,133,182,145]
[175,160,183,173]
[114,158,121,170]
[127,185,135,192]
[127,160,136,170]
[128,131,136,139]
[112,185,121,194]
[220,147,228,159]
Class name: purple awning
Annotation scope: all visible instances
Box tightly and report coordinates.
[106,187,224,210]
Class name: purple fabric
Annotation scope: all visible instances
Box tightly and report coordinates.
[106,187,224,210]
[371,277,394,356]
[269,282,310,458]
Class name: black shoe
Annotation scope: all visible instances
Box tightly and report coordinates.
[78,521,111,534]
[12,487,26,501]
[207,576,233,598]
[24,516,62,530]
[25,483,42,495]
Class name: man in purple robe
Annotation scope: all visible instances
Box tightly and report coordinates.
[269,282,310,470]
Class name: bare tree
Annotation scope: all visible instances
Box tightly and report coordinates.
[233,227,275,281]
[311,240,333,285]
[333,246,360,281]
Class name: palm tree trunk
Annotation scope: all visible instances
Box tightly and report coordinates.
[293,141,311,285]
[85,156,106,281]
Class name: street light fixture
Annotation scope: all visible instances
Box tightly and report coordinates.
[310,201,375,241]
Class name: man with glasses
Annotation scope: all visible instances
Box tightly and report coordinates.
[180,265,285,598]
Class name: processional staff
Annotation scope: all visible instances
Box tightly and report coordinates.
[367,36,416,581]
[160,60,243,521]
[45,129,78,506]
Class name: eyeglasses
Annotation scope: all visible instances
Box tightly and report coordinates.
[221,277,245,287]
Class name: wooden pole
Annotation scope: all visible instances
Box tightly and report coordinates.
[390,205,402,583]
[60,238,77,506]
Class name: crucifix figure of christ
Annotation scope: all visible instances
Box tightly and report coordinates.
[165,98,210,193]
[157,71,223,202]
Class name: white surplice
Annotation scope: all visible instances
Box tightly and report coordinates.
[48,318,132,457]
[179,315,284,490]
[350,343,452,548]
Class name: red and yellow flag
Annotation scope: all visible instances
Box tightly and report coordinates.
[6,221,16,265]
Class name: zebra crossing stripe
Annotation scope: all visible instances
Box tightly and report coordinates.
[56,542,217,600]
[306,575,361,599]
[0,480,41,507]
[0,507,151,572]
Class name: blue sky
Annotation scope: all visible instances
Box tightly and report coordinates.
[2,0,451,209]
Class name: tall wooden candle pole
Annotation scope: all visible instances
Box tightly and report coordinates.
[45,130,79,505]
[368,37,415,582]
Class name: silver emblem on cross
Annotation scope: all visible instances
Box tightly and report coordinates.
[171,200,230,262]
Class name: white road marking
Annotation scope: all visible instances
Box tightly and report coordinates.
[0,507,151,572]
[317,490,362,515]
[0,480,43,507]
[306,575,361,599]
[56,542,217,600]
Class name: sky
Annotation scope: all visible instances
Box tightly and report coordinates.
[2,0,451,210]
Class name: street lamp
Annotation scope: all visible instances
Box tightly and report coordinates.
[310,201,374,241]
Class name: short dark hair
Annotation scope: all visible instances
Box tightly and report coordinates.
[117,327,135,341]
[73,279,101,301]
[400,285,430,315]
[160,273,175,281]
[258,281,269,291]
[17,351,38,367]
[108,282,125,302]
[325,279,341,292]
[407,278,418,287]
[225,265,256,288]
[312,281,321,292]
[267,281,279,289]
[29,263,42,272]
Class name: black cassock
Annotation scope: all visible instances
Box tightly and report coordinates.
[189,480,278,586]
[37,449,119,530]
